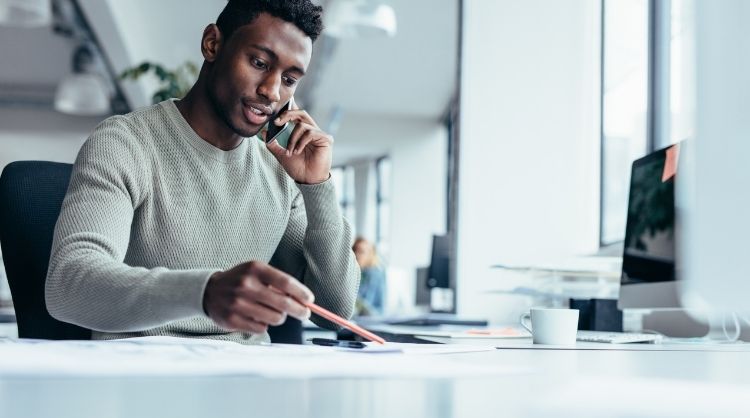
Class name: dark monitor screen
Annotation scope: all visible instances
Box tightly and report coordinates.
[621,145,678,286]
[427,235,450,288]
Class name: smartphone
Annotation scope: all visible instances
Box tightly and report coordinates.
[265,97,295,149]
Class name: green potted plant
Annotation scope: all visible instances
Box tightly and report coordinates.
[120,61,198,104]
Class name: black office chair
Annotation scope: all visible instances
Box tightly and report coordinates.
[0,160,302,343]
[0,161,89,339]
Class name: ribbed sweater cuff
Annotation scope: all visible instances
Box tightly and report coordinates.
[296,177,342,229]
[155,269,216,319]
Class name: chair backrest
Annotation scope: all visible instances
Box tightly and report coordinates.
[0,160,302,343]
[0,161,91,339]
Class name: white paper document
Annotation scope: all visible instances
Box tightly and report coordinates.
[0,337,523,378]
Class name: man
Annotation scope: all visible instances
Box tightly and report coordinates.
[45,0,360,344]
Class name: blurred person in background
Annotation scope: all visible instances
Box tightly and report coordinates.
[352,237,385,316]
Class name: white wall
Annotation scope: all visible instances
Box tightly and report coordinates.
[457,0,601,322]
[334,113,448,311]
[0,109,100,169]
[679,0,750,314]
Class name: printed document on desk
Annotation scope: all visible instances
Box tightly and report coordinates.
[0,336,523,378]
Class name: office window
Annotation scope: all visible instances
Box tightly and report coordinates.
[668,0,694,146]
[375,157,391,254]
[600,0,694,245]
[600,0,650,244]
[331,159,391,257]
[331,166,355,231]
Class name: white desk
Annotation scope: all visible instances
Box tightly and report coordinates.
[1,337,749,418]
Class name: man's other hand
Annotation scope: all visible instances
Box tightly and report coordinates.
[203,261,314,334]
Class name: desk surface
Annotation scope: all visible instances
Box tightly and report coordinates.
[2,339,750,418]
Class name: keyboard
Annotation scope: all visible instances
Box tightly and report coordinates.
[387,317,488,327]
[576,331,663,344]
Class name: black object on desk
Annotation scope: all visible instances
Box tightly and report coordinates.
[387,316,488,327]
[310,338,366,349]
[570,298,623,332]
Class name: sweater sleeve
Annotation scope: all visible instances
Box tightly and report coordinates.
[269,178,360,330]
[45,117,214,333]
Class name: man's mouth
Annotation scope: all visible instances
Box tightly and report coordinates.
[242,103,272,126]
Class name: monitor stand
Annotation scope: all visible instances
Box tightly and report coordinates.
[641,309,750,342]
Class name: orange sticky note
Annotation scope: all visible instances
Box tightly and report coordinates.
[662,144,680,182]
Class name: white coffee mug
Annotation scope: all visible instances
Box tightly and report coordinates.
[519,308,579,345]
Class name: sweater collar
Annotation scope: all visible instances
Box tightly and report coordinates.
[162,99,252,164]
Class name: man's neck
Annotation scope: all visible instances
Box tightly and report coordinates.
[175,82,244,151]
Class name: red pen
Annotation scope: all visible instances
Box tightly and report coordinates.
[270,286,386,345]
[304,301,386,345]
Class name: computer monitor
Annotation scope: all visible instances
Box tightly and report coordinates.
[427,234,451,289]
[618,145,682,310]
[678,0,750,316]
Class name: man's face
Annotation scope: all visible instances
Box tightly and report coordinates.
[206,13,312,138]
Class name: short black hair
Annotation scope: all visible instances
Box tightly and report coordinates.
[216,0,324,42]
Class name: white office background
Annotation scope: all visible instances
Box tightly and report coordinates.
[330,115,449,313]
[457,0,602,322]
[600,0,695,245]
[456,0,696,323]
[0,108,99,307]
[600,0,649,245]
[0,0,696,316]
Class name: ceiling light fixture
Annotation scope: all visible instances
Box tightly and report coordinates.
[324,0,397,39]
[54,44,111,116]
[0,0,52,27]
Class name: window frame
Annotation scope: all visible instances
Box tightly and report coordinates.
[599,0,673,246]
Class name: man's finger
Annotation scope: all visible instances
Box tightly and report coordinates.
[276,110,316,127]
[292,130,317,155]
[285,122,311,156]
[239,283,311,320]
[248,262,314,304]
[234,298,287,326]
[223,313,268,334]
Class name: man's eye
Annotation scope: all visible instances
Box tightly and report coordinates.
[251,58,268,70]
[282,76,298,87]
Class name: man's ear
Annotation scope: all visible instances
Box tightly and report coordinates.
[201,24,223,63]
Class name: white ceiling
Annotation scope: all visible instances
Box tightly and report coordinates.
[312,0,458,119]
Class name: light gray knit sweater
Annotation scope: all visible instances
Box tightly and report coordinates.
[45,99,359,344]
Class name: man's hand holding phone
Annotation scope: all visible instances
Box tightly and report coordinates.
[263,99,333,185]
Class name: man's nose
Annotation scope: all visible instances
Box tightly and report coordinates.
[257,74,281,104]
